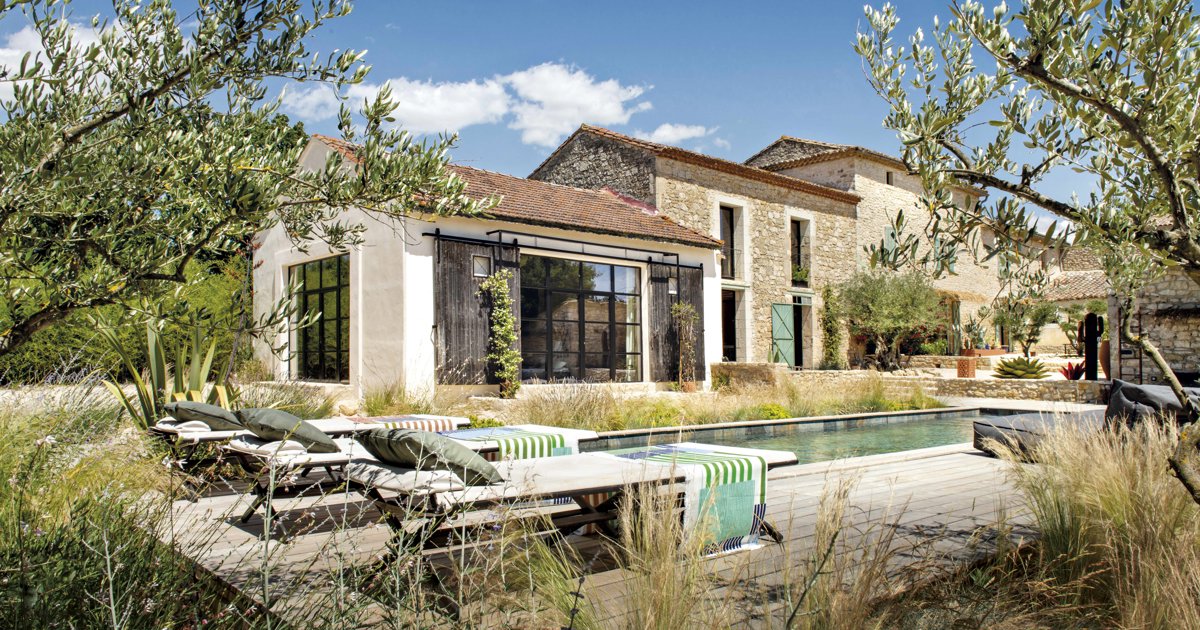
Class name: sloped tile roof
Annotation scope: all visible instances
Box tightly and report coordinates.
[744,136,907,172]
[309,135,720,249]
[532,125,861,205]
[1045,270,1110,302]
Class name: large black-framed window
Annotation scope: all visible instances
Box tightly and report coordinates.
[292,255,350,382]
[519,255,642,383]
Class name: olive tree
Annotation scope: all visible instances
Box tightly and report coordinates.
[0,0,489,359]
[856,0,1200,502]
[840,269,943,370]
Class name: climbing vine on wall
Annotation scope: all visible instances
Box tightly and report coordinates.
[478,269,521,398]
[819,286,847,370]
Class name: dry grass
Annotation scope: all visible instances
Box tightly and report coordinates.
[505,374,943,431]
[996,419,1200,628]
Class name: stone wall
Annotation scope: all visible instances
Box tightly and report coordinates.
[781,157,1003,338]
[1116,269,1200,384]
[654,157,859,367]
[906,354,995,369]
[710,362,790,387]
[529,133,657,204]
[791,369,1109,404]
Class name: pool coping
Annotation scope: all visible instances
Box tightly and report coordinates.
[593,405,983,441]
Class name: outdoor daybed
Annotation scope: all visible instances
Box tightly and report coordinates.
[224,424,600,523]
[349,441,798,554]
[972,409,1106,457]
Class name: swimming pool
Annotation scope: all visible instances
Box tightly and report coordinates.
[583,409,1007,464]
[703,413,991,464]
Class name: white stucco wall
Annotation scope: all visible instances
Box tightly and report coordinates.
[252,144,721,398]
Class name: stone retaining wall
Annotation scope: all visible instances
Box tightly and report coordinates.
[907,355,995,369]
[791,370,1109,404]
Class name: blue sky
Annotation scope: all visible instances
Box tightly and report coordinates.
[0,0,1086,205]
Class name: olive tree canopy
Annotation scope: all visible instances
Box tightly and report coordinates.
[0,0,489,357]
[856,0,1200,502]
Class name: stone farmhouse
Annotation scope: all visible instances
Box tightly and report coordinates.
[531,126,1004,367]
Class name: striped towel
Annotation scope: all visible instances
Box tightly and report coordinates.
[372,415,467,432]
[442,426,578,460]
[605,444,768,554]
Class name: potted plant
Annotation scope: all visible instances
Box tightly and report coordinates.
[671,302,700,392]
[791,264,809,286]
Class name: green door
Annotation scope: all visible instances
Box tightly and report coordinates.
[771,303,796,367]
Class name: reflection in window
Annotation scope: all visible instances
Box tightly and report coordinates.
[519,254,642,383]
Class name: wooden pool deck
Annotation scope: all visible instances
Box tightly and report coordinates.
[161,442,1032,627]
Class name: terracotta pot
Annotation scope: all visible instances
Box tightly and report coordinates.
[1100,340,1111,379]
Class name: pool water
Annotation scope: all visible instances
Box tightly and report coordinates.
[706,414,989,464]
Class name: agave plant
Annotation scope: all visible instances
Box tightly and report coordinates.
[99,318,232,430]
[994,356,1050,380]
[1059,361,1085,381]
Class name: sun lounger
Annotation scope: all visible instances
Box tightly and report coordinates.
[438,424,598,460]
[151,414,471,462]
[348,441,796,552]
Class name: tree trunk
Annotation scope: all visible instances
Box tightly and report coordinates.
[1118,296,1200,505]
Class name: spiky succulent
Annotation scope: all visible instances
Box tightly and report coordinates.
[994,357,1050,380]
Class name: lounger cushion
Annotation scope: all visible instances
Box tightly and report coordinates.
[235,408,339,454]
[164,401,241,431]
[355,428,502,486]
[1106,379,1200,425]
[345,461,466,493]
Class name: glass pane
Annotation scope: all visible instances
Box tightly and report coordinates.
[304,262,320,291]
[338,318,349,357]
[546,259,581,289]
[338,351,350,381]
[322,256,338,289]
[521,354,546,381]
[582,323,611,354]
[581,263,611,292]
[520,288,546,320]
[613,265,639,294]
[323,292,339,328]
[614,295,640,323]
[550,322,579,353]
[338,254,350,286]
[520,255,545,287]
[548,353,577,381]
[614,324,641,354]
[549,292,578,320]
[615,354,641,382]
[322,352,338,380]
[339,286,350,320]
[520,320,548,353]
[582,295,610,322]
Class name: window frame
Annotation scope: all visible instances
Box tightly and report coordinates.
[291,254,351,383]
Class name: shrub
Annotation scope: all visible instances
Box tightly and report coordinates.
[839,270,942,370]
[994,357,1050,379]
[750,403,791,420]
[917,339,949,356]
[819,286,848,370]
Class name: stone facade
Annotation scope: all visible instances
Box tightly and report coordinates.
[1115,269,1200,384]
[528,132,656,204]
[654,157,859,367]
[778,157,1003,327]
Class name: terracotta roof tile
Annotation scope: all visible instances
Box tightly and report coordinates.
[533,125,861,205]
[1045,270,1110,302]
[308,135,720,249]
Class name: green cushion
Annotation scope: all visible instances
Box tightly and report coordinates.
[164,401,241,431]
[234,408,339,454]
[355,428,502,486]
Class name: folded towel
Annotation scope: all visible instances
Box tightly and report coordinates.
[155,419,212,433]
[442,425,581,460]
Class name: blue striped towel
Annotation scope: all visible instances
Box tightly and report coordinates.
[607,444,768,554]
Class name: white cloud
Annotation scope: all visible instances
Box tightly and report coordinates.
[0,23,102,102]
[502,62,651,147]
[280,62,654,147]
[361,77,509,135]
[713,137,732,150]
[634,123,715,145]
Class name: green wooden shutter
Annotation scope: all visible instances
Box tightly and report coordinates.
[770,303,795,368]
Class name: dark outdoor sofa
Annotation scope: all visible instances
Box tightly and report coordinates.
[972,410,1105,457]
[973,379,1200,458]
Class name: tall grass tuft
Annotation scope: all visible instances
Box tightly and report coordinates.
[236,380,339,419]
[362,379,470,417]
[997,419,1200,627]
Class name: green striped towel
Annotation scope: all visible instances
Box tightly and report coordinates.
[605,444,769,553]
[442,426,576,460]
